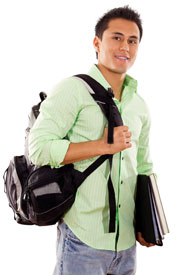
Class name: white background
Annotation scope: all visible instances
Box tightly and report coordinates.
[0,0,182,274]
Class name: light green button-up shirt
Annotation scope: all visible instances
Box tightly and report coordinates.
[29,64,153,251]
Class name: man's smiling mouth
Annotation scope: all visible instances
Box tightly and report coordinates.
[115,56,129,60]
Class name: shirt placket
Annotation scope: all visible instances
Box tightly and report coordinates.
[112,98,123,249]
[113,86,133,249]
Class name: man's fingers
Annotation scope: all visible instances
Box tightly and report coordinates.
[106,126,131,136]
[139,239,153,247]
[125,131,132,138]
[126,143,132,148]
[125,138,131,144]
[122,126,129,131]
[115,125,129,132]
[137,232,155,247]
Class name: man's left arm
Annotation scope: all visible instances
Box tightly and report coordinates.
[136,108,155,247]
[137,110,153,176]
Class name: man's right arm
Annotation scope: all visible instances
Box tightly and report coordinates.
[29,78,131,168]
[61,126,132,165]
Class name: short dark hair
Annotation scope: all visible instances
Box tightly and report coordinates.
[95,5,143,41]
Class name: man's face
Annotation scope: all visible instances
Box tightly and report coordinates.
[93,18,140,75]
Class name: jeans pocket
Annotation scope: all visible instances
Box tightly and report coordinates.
[63,224,87,254]
[65,224,83,243]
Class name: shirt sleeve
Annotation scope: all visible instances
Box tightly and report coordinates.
[28,77,83,168]
[136,106,154,175]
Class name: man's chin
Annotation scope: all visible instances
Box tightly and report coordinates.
[98,63,129,76]
[108,67,128,75]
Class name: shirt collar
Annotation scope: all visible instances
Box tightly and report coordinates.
[123,74,138,91]
[88,64,138,93]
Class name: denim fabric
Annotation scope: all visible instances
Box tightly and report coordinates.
[53,222,136,275]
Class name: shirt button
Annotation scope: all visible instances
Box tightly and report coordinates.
[119,204,121,208]
[121,181,123,184]
[122,157,124,160]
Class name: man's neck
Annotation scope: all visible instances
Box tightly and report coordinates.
[97,64,126,101]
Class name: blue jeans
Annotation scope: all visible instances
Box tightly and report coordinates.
[53,222,136,275]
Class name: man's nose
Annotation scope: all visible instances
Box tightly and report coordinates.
[119,40,129,51]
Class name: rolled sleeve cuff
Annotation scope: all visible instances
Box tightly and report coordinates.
[50,139,71,168]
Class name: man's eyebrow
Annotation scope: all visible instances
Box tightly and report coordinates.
[111,32,139,40]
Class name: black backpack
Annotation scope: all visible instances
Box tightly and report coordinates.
[3,75,123,232]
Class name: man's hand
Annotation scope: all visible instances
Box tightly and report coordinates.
[101,126,132,154]
[136,232,155,248]
[61,126,132,165]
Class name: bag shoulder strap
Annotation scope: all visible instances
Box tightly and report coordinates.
[73,74,123,233]
[74,74,123,144]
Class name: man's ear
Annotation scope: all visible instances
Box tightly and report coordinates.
[93,36,101,55]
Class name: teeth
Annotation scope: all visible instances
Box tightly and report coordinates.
[117,56,128,60]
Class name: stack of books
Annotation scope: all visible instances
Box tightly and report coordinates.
[135,174,169,246]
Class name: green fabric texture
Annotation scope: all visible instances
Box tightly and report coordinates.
[29,64,153,251]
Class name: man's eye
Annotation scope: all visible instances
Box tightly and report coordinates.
[129,39,137,44]
[113,36,121,41]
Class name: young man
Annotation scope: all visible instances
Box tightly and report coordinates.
[29,6,155,275]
